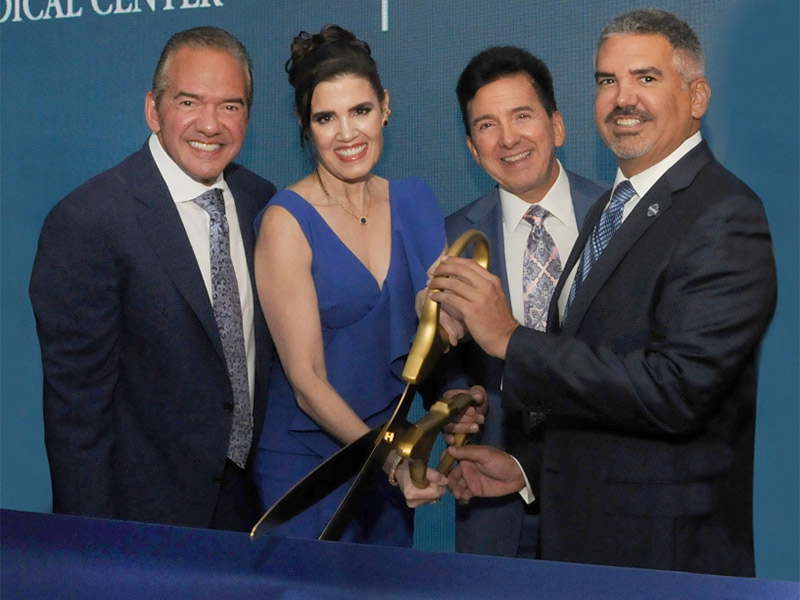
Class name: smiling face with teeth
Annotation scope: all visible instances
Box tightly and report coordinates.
[145,46,249,185]
[594,34,710,177]
[465,73,565,204]
[309,74,388,184]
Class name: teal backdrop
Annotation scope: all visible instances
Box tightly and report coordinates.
[2,0,797,581]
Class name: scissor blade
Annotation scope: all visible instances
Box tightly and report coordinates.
[249,423,382,540]
[318,383,416,541]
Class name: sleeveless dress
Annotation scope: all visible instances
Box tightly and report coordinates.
[252,177,445,546]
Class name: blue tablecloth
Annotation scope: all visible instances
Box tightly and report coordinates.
[1,509,796,599]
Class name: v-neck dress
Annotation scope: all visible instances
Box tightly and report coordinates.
[252,177,445,546]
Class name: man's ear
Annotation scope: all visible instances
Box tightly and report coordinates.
[466,135,480,166]
[145,91,160,134]
[690,78,711,120]
[552,111,566,148]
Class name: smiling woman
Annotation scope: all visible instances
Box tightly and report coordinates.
[250,24,451,547]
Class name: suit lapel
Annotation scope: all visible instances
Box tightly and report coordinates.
[548,176,607,333]
[465,187,510,298]
[127,144,226,362]
[565,170,599,229]
[228,165,258,292]
[558,141,714,336]
[561,186,672,335]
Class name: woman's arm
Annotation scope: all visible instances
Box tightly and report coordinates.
[255,204,371,445]
[256,204,447,505]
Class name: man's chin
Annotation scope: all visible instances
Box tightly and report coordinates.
[607,138,652,162]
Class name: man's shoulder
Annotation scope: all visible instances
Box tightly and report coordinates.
[686,155,757,201]
[565,169,609,198]
[225,162,277,200]
[52,145,151,213]
[445,187,500,229]
[662,143,760,209]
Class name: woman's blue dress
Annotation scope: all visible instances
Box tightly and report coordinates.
[252,178,445,546]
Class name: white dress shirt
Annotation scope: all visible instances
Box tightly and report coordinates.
[498,160,579,503]
[148,134,256,407]
[500,160,579,323]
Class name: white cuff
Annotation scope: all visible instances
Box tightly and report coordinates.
[510,455,535,504]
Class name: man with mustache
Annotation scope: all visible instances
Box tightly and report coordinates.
[432,8,776,575]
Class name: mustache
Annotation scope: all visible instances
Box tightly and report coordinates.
[604,107,654,123]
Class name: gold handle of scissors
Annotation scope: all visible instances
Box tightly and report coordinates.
[396,392,479,488]
[435,432,465,476]
[401,229,490,385]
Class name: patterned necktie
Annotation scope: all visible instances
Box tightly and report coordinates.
[193,188,252,468]
[522,204,562,331]
[567,180,636,311]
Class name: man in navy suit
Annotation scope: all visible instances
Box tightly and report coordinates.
[433,9,776,575]
[30,27,276,531]
[433,47,606,558]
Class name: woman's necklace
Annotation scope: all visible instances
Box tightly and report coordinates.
[315,169,371,226]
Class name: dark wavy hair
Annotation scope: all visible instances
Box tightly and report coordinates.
[456,46,557,136]
[285,24,385,145]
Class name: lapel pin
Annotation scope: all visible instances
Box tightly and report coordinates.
[647,203,660,218]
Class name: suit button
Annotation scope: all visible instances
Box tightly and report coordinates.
[223,402,233,412]
[213,474,224,485]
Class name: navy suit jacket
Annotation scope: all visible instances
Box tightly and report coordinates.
[503,142,777,575]
[439,170,606,557]
[30,143,276,528]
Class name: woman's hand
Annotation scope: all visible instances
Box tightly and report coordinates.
[414,287,467,347]
[384,451,448,508]
[416,250,468,348]
[395,461,448,508]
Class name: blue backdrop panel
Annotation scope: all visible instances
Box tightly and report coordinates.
[1,0,797,581]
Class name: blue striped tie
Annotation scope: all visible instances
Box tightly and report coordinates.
[193,188,252,468]
[567,180,636,311]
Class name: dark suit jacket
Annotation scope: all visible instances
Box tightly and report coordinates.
[503,142,777,575]
[30,143,276,528]
[438,171,606,557]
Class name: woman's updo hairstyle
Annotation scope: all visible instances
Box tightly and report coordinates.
[286,24,385,145]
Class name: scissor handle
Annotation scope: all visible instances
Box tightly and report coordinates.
[395,392,479,488]
[401,229,490,385]
[435,432,466,476]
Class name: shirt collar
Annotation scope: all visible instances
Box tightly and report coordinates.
[619,131,702,197]
[148,133,228,204]
[499,160,574,236]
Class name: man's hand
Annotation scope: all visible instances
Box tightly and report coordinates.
[446,445,525,504]
[428,256,519,359]
[442,386,487,442]
[414,287,466,347]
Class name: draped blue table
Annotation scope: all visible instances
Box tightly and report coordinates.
[1,509,796,599]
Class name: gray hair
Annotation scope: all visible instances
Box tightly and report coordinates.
[152,26,254,108]
[597,8,705,83]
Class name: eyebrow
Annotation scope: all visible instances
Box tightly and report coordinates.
[311,101,375,119]
[173,91,245,105]
[470,105,536,127]
[351,101,374,110]
[594,66,664,80]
